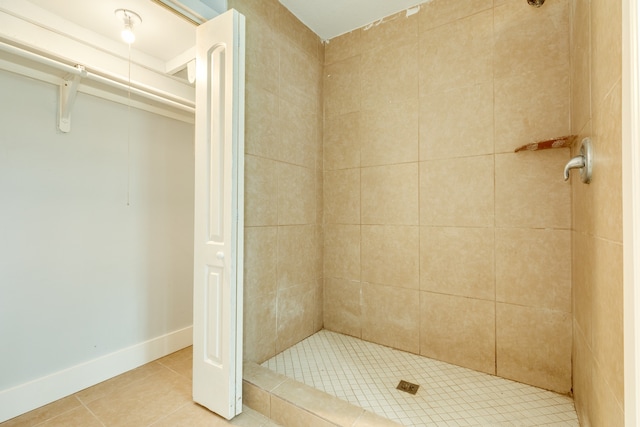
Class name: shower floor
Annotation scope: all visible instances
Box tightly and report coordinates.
[262,330,579,427]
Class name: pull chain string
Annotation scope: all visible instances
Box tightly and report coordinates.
[126,42,131,207]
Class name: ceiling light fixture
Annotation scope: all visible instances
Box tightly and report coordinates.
[115,9,142,44]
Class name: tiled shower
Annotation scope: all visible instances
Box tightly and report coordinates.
[233,0,624,425]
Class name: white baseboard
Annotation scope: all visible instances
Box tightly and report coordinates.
[0,326,193,423]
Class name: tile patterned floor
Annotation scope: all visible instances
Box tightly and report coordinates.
[1,348,280,427]
[262,330,580,427]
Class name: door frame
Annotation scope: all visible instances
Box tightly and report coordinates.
[623,0,640,425]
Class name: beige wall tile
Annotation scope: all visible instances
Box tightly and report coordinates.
[362,163,419,225]
[243,382,271,418]
[494,66,571,153]
[279,41,322,111]
[591,238,624,405]
[278,7,322,62]
[277,163,315,225]
[277,225,316,289]
[361,43,419,110]
[572,325,593,426]
[243,362,288,392]
[571,122,594,234]
[276,284,315,352]
[271,378,364,426]
[570,0,591,134]
[244,227,278,299]
[496,228,571,312]
[324,278,362,338]
[572,231,593,344]
[420,292,495,374]
[495,150,571,229]
[591,362,624,427]
[361,225,419,289]
[361,284,420,354]
[418,0,492,32]
[419,83,494,160]
[420,227,494,300]
[323,224,360,280]
[277,99,317,168]
[359,10,418,53]
[323,169,360,224]
[360,99,419,167]
[494,0,570,80]
[420,156,494,227]
[245,85,278,159]
[314,278,324,332]
[496,303,572,393]
[229,0,279,29]
[590,0,621,108]
[270,396,335,427]
[418,10,493,96]
[245,20,279,95]
[324,112,361,171]
[325,56,361,118]
[591,80,623,242]
[245,156,278,226]
[325,30,361,65]
[244,293,277,363]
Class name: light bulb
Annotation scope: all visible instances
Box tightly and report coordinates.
[121,25,135,44]
[115,9,141,45]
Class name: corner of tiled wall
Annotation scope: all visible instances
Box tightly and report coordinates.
[323,0,574,394]
[570,0,624,424]
[232,0,324,364]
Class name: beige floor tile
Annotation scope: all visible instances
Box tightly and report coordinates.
[157,347,193,380]
[74,363,167,405]
[87,367,192,427]
[36,406,102,427]
[1,396,81,427]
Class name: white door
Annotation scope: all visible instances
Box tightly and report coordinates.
[192,9,245,420]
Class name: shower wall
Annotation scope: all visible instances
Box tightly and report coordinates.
[570,0,624,424]
[228,0,325,363]
[322,0,572,393]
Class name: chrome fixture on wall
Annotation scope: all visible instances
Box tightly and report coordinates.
[527,0,545,7]
[564,137,593,183]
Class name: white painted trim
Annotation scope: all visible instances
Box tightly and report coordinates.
[0,326,193,423]
[623,0,640,426]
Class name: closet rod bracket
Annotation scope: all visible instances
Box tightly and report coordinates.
[58,65,87,133]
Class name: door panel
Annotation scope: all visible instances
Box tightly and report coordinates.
[193,9,245,420]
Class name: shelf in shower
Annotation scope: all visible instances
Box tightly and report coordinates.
[514,135,577,153]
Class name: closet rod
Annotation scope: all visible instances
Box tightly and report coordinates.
[0,41,195,114]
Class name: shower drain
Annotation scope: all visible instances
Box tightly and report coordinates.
[396,380,420,395]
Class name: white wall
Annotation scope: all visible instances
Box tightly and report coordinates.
[0,68,194,401]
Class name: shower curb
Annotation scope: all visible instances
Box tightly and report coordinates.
[243,362,402,427]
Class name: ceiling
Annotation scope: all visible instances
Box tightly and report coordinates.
[14,0,429,68]
[278,0,429,40]
[26,0,198,63]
